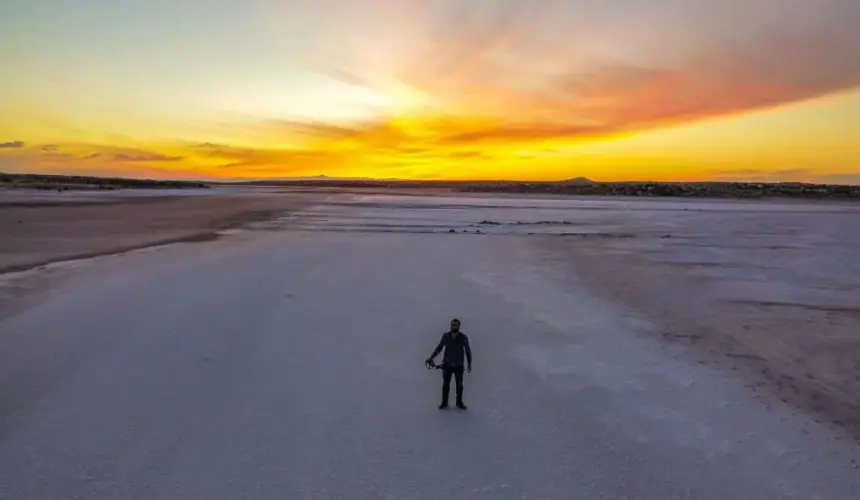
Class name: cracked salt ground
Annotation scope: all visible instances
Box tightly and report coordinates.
[1,192,859,499]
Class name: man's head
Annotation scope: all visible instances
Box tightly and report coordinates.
[450,318,461,334]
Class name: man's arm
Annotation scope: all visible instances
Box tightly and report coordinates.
[428,334,445,361]
[464,335,472,370]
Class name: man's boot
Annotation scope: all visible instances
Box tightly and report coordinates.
[456,400,467,410]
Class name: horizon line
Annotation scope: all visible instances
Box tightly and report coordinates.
[4,171,859,187]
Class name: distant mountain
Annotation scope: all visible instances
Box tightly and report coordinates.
[557,177,595,185]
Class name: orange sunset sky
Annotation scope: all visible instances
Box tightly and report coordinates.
[1,0,859,183]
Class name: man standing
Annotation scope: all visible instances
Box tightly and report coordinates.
[426,318,472,409]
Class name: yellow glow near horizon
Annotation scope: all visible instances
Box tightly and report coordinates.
[3,87,859,183]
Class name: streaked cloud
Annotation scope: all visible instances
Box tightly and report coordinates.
[112,152,183,162]
[295,0,860,139]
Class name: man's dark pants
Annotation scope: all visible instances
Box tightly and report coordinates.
[441,364,465,404]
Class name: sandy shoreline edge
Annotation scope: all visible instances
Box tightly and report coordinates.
[0,231,222,275]
[0,191,309,275]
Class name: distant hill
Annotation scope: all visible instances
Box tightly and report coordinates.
[557,177,594,185]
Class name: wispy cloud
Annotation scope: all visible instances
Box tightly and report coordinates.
[111,152,183,162]
[0,141,25,149]
[4,144,186,167]
[290,0,860,145]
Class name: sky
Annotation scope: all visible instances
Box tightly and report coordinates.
[1,0,859,183]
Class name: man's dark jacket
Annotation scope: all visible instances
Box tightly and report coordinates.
[430,331,472,368]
